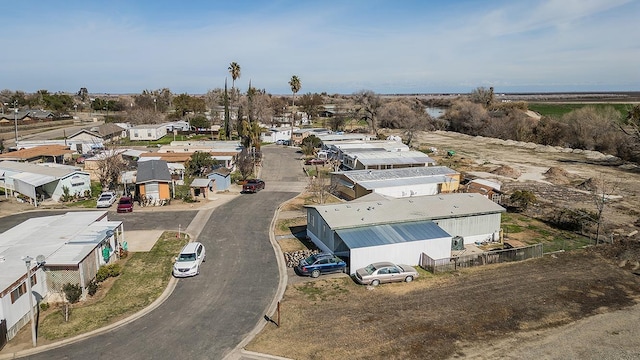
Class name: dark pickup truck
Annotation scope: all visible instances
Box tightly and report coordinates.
[242,179,265,193]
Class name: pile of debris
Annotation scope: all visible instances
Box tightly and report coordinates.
[284,249,320,268]
[544,167,572,185]
[491,165,522,179]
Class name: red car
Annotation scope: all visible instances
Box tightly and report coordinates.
[117,196,134,213]
[242,179,265,193]
[305,158,326,165]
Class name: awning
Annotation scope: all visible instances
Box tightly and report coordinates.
[12,172,56,199]
[190,178,213,188]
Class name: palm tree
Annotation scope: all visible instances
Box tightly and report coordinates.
[228,62,241,93]
[288,75,301,145]
[288,75,301,107]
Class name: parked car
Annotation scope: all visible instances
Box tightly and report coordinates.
[242,179,265,193]
[305,158,326,165]
[96,191,117,208]
[354,262,419,286]
[296,253,347,278]
[116,196,134,213]
[172,242,206,277]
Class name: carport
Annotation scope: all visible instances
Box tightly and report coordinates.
[334,221,451,274]
[11,172,55,206]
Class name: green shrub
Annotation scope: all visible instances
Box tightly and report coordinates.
[40,302,50,311]
[87,280,98,296]
[63,283,82,304]
[96,263,122,283]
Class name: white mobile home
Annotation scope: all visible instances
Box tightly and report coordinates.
[129,124,169,141]
[0,211,123,341]
[305,193,506,274]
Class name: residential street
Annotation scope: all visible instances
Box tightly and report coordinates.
[15,145,306,360]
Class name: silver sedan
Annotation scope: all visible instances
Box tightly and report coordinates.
[355,262,419,286]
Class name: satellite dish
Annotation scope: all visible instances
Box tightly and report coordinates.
[36,255,46,265]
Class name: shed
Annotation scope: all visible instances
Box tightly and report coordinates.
[190,178,214,199]
[207,167,232,191]
[135,160,171,204]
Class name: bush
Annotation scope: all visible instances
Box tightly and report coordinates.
[87,280,98,296]
[96,263,122,283]
[63,283,82,304]
[40,302,50,311]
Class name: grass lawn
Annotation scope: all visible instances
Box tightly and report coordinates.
[500,212,591,252]
[528,103,631,119]
[38,232,188,340]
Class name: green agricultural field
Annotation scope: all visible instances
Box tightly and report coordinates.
[529,103,632,119]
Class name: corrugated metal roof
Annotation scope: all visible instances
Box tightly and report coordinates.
[336,221,450,249]
[190,178,212,187]
[11,171,55,187]
[359,175,450,190]
[306,193,505,229]
[0,160,81,178]
[347,150,436,166]
[0,212,120,292]
[335,166,457,182]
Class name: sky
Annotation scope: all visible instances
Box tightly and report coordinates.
[1,0,638,95]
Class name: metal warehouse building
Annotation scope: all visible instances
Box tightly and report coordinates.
[305,193,506,274]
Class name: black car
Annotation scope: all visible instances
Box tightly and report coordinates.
[296,253,347,278]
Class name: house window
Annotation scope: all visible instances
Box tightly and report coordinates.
[147,130,152,137]
[134,130,139,138]
[10,283,27,304]
[30,273,37,286]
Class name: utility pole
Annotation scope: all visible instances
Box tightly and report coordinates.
[13,100,19,142]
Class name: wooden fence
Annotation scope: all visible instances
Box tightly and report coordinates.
[420,244,544,274]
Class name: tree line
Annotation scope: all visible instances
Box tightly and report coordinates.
[3,82,639,163]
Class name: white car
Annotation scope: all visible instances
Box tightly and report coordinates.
[96,191,117,208]
[172,242,206,277]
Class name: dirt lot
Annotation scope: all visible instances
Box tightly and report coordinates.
[248,130,640,359]
[415,131,640,237]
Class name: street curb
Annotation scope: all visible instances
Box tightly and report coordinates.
[0,253,184,360]
[222,199,293,360]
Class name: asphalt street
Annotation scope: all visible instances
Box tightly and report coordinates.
[18,145,305,360]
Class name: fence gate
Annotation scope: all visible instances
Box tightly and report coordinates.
[0,319,7,350]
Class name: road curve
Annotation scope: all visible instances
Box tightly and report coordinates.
[23,145,305,360]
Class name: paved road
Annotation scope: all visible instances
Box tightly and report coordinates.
[22,145,305,360]
[0,210,198,234]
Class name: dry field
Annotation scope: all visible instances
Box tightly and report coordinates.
[249,130,640,359]
[248,247,640,359]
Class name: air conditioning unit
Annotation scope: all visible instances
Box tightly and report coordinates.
[451,236,464,251]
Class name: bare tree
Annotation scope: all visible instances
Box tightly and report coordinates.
[96,149,127,190]
[354,90,382,133]
[469,86,494,107]
[127,108,161,125]
[307,172,336,204]
[377,100,429,146]
[236,148,255,179]
[592,175,618,245]
[445,100,489,135]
